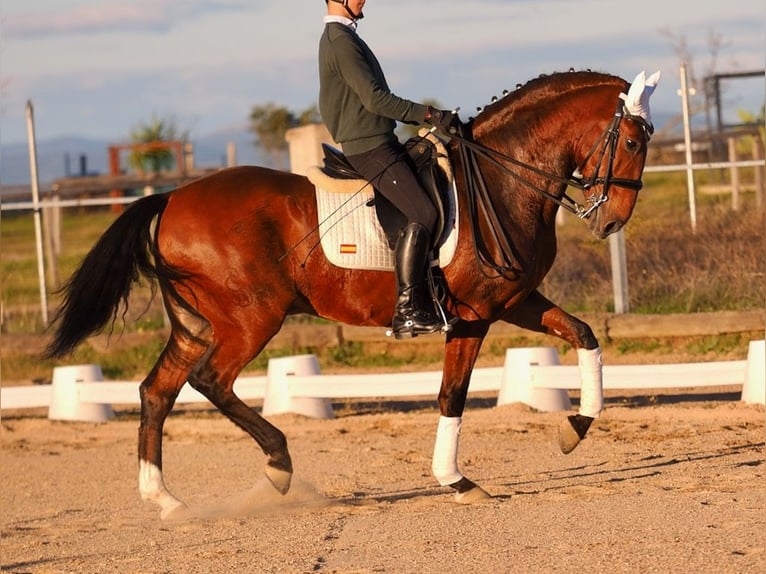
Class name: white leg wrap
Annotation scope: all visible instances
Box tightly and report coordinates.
[578,347,604,418]
[139,460,186,520]
[432,416,464,486]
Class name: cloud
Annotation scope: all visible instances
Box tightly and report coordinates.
[4,0,253,38]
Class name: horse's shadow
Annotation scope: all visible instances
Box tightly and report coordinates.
[495,441,765,494]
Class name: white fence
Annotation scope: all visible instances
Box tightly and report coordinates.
[2,343,763,422]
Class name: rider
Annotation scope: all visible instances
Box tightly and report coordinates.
[318,0,463,339]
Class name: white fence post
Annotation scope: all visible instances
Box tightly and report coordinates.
[741,340,765,405]
[262,354,334,419]
[496,347,571,412]
[48,364,114,422]
[25,100,49,326]
[609,230,629,314]
[678,63,698,232]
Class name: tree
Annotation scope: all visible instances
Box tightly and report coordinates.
[657,27,727,139]
[249,103,320,169]
[128,115,186,175]
[735,106,766,156]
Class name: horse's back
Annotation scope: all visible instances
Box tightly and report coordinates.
[171,165,313,206]
[157,165,317,275]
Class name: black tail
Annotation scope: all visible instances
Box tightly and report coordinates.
[44,193,170,359]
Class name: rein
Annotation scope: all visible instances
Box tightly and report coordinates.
[449,99,652,277]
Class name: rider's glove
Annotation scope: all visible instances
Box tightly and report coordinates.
[425,106,462,136]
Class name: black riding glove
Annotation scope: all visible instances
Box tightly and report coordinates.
[425,106,462,136]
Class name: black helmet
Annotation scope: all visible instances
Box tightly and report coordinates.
[326,0,363,20]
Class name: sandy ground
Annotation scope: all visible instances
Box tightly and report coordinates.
[2,393,764,574]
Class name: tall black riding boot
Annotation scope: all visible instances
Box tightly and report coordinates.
[392,223,444,339]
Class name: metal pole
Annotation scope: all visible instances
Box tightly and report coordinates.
[754,137,764,209]
[727,137,739,211]
[609,230,629,314]
[679,64,698,232]
[226,142,237,167]
[25,100,49,326]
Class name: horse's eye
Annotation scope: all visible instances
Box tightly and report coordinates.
[625,138,639,152]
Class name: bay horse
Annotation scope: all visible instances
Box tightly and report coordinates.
[45,69,660,520]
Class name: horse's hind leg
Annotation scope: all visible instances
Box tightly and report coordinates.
[185,322,293,497]
[187,362,293,495]
[138,330,209,520]
[502,289,602,453]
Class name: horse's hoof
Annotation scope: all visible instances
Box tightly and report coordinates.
[558,419,582,454]
[265,466,292,495]
[455,485,492,504]
[558,414,594,454]
[160,501,190,522]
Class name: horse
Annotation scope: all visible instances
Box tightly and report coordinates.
[45,69,660,520]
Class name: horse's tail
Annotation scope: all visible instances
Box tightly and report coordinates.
[44,193,171,359]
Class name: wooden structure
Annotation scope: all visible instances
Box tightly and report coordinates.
[108,141,188,177]
[47,141,213,212]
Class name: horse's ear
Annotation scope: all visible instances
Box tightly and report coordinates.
[623,70,661,125]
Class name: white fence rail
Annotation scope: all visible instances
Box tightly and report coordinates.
[3,343,763,422]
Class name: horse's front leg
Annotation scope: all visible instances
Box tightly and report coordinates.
[503,290,603,454]
[434,320,493,503]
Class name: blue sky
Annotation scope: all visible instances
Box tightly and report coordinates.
[1,0,764,145]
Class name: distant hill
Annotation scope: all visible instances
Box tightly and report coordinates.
[0,124,274,188]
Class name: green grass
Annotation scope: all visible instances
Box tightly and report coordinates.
[1,210,118,307]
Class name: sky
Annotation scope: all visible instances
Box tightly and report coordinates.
[1,0,764,146]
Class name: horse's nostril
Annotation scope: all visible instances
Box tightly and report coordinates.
[603,221,623,236]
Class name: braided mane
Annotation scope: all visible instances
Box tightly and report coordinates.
[475,70,628,122]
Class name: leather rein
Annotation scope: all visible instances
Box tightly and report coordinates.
[449,98,653,277]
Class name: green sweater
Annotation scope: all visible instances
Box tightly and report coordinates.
[318,22,428,155]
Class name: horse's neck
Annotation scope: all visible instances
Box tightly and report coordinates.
[452,129,565,235]
[449,138,560,273]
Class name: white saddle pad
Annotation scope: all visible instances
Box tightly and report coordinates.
[309,178,458,271]
[308,130,458,272]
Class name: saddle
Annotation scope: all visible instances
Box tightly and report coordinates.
[318,131,454,250]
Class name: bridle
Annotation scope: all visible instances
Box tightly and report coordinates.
[569,99,654,217]
[450,97,653,221]
[449,96,653,278]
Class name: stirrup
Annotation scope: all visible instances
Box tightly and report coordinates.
[434,299,459,328]
[427,265,459,328]
[389,320,439,340]
[385,323,453,338]
[386,316,453,339]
